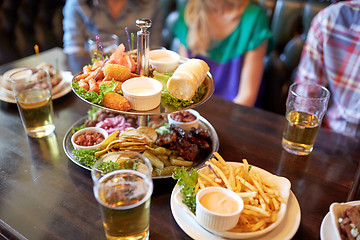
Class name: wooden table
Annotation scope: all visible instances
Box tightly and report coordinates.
[0,48,359,240]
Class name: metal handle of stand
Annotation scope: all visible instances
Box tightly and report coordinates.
[136,18,151,76]
[136,18,152,126]
[138,115,150,127]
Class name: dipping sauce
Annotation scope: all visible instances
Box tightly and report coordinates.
[150,56,174,62]
[200,192,238,215]
[74,131,105,146]
[127,88,157,96]
[170,111,197,122]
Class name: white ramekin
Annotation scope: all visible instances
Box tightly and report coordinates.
[149,49,180,74]
[71,127,108,150]
[167,109,200,131]
[196,187,244,232]
[122,77,163,111]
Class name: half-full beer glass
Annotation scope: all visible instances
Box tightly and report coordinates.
[92,152,153,240]
[282,82,330,155]
[10,68,55,138]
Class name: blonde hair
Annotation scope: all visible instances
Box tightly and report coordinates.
[185,0,249,55]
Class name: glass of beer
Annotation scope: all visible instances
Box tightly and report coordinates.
[92,152,153,240]
[10,68,55,138]
[88,33,119,59]
[282,82,330,155]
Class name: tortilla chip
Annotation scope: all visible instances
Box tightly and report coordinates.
[137,126,158,142]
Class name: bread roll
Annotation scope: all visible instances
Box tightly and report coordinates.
[166,59,209,100]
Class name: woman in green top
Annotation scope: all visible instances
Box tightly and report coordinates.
[173,0,272,106]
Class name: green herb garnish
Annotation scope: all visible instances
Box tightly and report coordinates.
[72,149,99,167]
[241,165,252,192]
[71,125,86,134]
[172,167,198,214]
[155,122,170,135]
[95,159,140,175]
[97,161,120,174]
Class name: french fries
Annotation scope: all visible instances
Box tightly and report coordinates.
[196,153,286,233]
[143,150,165,170]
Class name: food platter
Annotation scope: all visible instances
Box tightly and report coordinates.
[72,71,214,115]
[0,71,73,103]
[62,115,219,179]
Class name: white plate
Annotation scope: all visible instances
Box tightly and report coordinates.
[0,71,73,103]
[173,162,291,239]
[171,189,300,240]
[320,212,338,240]
[171,174,301,239]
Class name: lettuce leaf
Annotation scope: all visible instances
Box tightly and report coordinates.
[161,83,207,108]
[152,71,172,89]
[71,125,86,134]
[172,167,198,214]
[72,80,119,105]
[87,106,100,120]
[153,71,207,108]
[72,80,103,104]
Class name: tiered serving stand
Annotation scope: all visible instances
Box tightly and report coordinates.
[63,19,219,178]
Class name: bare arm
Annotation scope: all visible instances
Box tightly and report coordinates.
[233,40,268,107]
[178,44,189,58]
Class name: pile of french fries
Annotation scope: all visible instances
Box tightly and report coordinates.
[196,152,286,233]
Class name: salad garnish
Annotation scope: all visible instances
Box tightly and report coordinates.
[72,79,118,105]
[153,71,207,108]
[72,149,99,167]
[172,167,198,214]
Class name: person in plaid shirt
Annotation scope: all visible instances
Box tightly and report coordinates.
[295,1,360,137]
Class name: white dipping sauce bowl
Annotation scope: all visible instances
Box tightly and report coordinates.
[196,187,244,232]
[122,77,163,111]
[149,49,180,74]
[71,127,108,151]
[167,109,200,131]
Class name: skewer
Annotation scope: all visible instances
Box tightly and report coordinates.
[34,45,40,65]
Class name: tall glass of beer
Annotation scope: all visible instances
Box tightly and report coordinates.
[10,68,55,138]
[92,152,153,240]
[282,82,330,155]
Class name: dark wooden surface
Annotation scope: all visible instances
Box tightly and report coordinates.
[0,48,360,240]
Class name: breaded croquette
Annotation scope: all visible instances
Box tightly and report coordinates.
[103,63,132,82]
[103,92,131,111]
